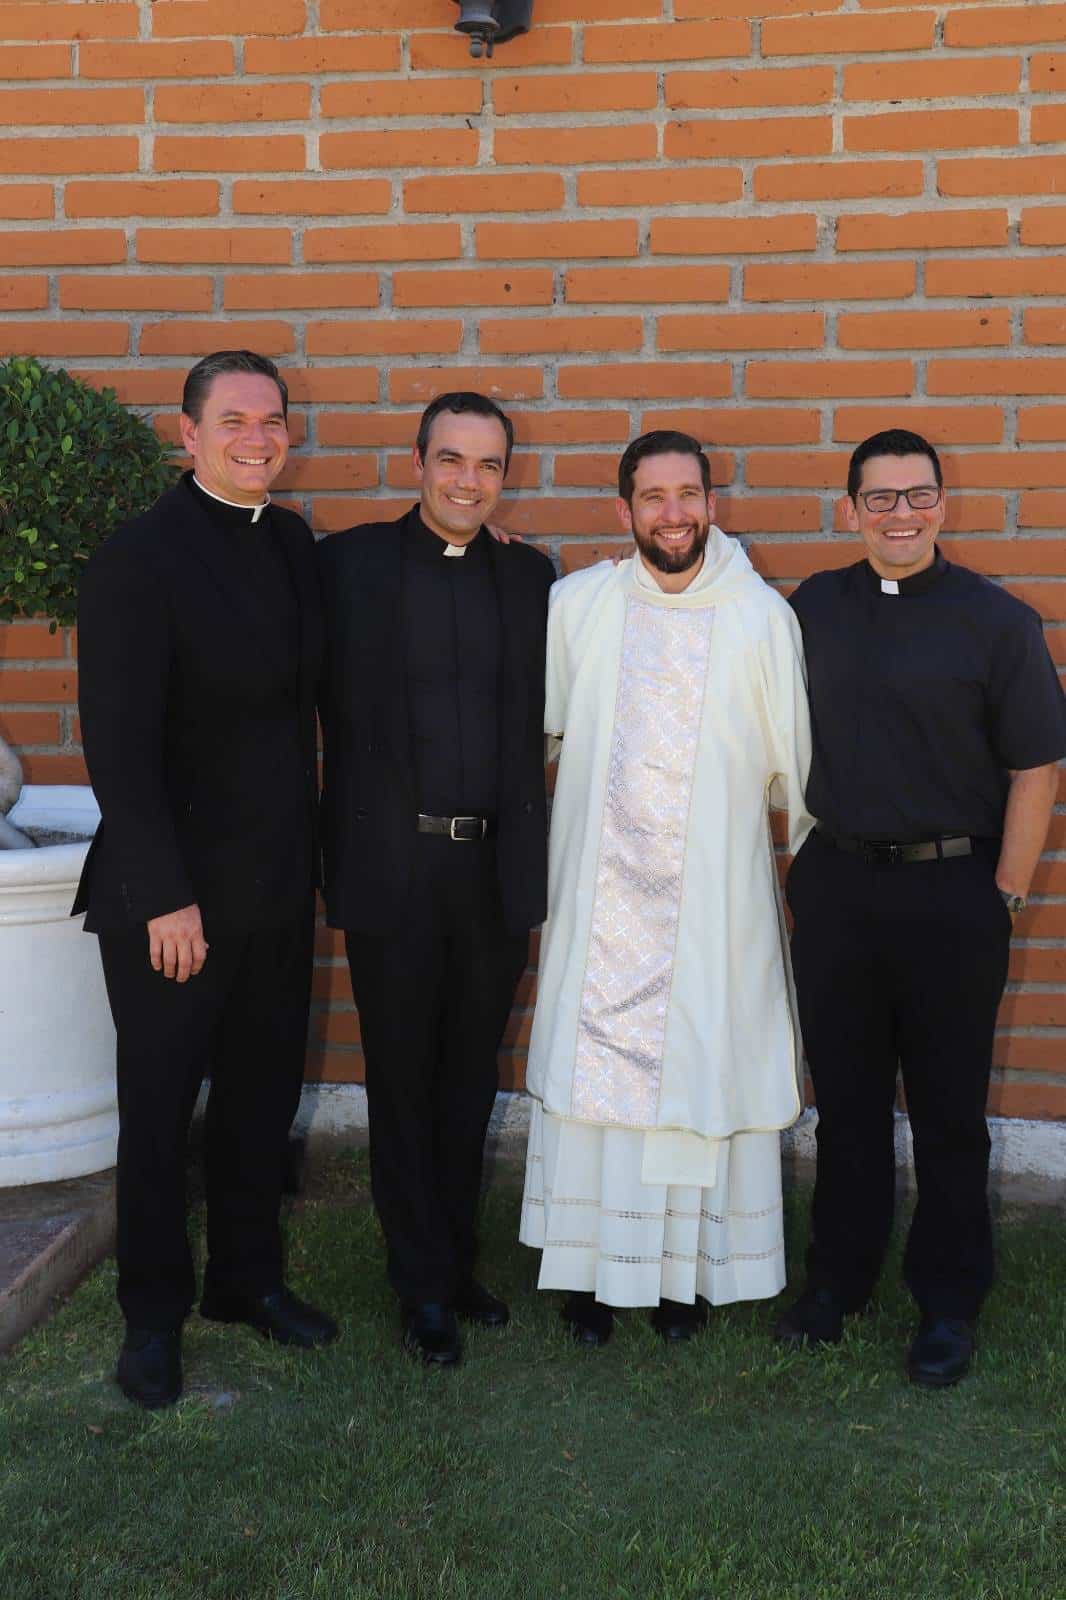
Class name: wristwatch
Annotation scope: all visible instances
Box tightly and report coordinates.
[1000,890,1027,916]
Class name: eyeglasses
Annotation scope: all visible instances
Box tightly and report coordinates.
[858,486,941,513]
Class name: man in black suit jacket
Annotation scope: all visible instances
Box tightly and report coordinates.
[318,392,555,1365]
[76,350,336,1409]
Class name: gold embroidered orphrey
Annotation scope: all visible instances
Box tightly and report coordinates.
[571,597,715,1127]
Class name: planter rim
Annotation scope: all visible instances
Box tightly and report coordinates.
[2,784,99,889]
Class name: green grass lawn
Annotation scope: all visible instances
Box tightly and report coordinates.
[1,1149,1063,1600]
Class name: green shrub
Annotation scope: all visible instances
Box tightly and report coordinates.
[0,357,178,629]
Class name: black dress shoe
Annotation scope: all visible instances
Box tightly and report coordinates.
[651,1297,710,1343]
[116,1326,183,1410]
[402,1303,462,1366]
[773,1286,846,1348]
[561,1291,614,1348]
[199,1287,338,1349]
[907,1317,974,1388]
[454,1281,510,1328]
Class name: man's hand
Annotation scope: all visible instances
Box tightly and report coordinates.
[147,904,208,982]
[486,522,524,544]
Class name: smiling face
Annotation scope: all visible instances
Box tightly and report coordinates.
[179,371,289,506]
[617,451,716,592]
[413,411,509,545]
[845,451,945,580]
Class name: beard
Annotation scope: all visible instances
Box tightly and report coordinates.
[634,518,710,576]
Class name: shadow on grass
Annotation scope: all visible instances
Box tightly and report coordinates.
[1,1151,1062,1600]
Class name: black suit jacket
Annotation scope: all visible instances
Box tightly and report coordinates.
[73,476,322,936]
[317,508,555,936]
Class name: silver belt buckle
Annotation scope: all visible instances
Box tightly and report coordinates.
[450,815,482,841]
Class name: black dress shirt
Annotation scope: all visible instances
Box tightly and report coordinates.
[402,516,501,817]
[790,551,1066,841]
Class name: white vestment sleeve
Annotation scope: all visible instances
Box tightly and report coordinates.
[758,601,815,856]
[544,579,570,740]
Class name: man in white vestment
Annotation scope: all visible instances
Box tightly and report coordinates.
[519,430,814,1346]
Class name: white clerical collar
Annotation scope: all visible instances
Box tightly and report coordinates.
[193,476,271,524]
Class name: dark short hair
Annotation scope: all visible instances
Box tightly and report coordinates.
[618,429,712,503]
[847,428,942,501]
[415,391,514,471]
[181,350,289,423]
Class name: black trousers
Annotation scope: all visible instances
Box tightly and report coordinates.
[345,835,528,1307]
[787,831,1010,1322]
[97,902,314,1331]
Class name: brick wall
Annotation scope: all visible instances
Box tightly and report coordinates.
[0,0,1063,1119]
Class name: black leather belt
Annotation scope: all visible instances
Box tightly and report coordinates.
[416,812,496,842]
[815,825,973,865]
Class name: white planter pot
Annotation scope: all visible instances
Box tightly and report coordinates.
[0,786,117,1186]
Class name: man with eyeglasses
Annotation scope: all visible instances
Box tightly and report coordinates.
[774,428,1066,1386]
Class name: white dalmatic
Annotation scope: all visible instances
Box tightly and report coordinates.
[520,532,813,1307]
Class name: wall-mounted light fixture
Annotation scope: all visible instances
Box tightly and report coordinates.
[451,0,535,60]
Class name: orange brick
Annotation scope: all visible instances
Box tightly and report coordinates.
[1018,407,1066,443]
[557,363,732,401]
[567,265,730,304]
[388,368,544,404]
[154,135,307,173]
[0,44,72,76]
[838,309,1010,349]
[763,11,935,54]
[320,129,478,170]
[245,34,400,72]
[0,4,135,41]
[0,87,143,126]
[844,109,1018,154]
[836,209,1008,251]
[65,180,219,218]
[745,261,915,303]
[285,369,378,405]
[0,667,77,703]
[304,224,461,263]
[305,321,463,357]
[224,273,379,311]
[652,215,816,255]
[79,40,235,76]
[938,538,1066,576]
[0,710,61,745]
[493,72,657,115]
[319,0,456,24]
[658,313,824,351]
[642,407,821,445]
[843,56,1019,102]
[520,0,659,15]
[994,1029,1066,1069]
[1025,310,1066,346]
[322,79,481,119]
[940,455,1066,491]
[1009,944,1066,982]
[1031,53,1066,93]
[0,229,125,266]
[312,497,409,532]
[394,269,553,309]
[139,320,295,356]
[928,360,1066,396]
[716,496,821,534]
[667,66,833,109]
[0,184,52,220]
[1021,207,1066,246]
[756,159,923,201]
[509,410,631,445]
[410,26,573,70]
[404,173,563,215]
[59,274,213,312]
[19,753,88,784]
[480,317,643,356]
[945,5,1066,47]
[586,19,750,61]
[833,406,1005,446]
[0,623,68,662]
[578,168,743,207]
[154,83,309,123]
[318,413,430,448]
[275,457,378,493]
[466,493,617,537]
[476,220,638,261]
[136,228,290,265]
[0,277,48,310]
[232,179,390,216]
[555,451,733,489]
[928,260,1065,299]
[150,0,307,37]
[1034,104,1066,145]
[746,361,914,399]
[0,136,138,175]
[666,115,832,160]
[938,156,1066,197]
[493,126,656,166]
[674,0,839,13]
[986,1080,1066,1121]
[747,540,854,580]
[69,369,186,406]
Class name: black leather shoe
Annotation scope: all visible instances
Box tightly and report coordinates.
[773,1286,846,1348]
[402,1303,462,1366]
[561,1291,613,1348]
[907,1317,974,1388]
[454,1281,510,1328]
[651,1297,710,1343]
[116,1326,183,1409]
[199,1287,338,1349]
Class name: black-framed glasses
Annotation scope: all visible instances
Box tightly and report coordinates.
[858,486,941,513]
